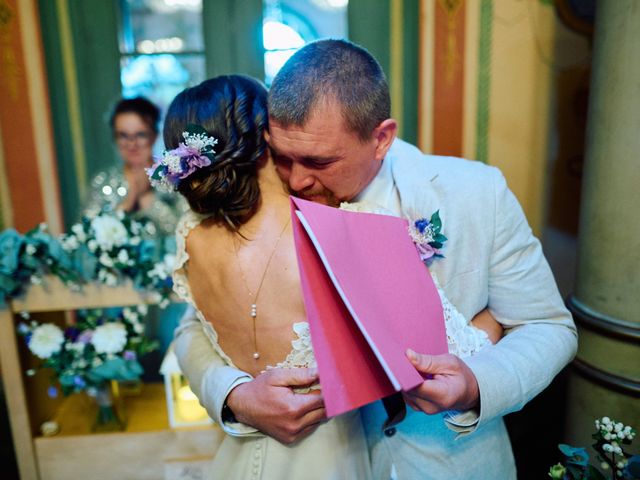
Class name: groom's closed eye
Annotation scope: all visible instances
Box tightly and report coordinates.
[300,157,337,169]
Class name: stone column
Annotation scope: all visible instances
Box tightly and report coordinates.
[566,0,640,446]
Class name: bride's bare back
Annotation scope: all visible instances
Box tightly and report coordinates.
[184,194,306,377]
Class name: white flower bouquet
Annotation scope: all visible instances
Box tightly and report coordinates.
[0,208,176,308]
[18,305,157,396]
[59,209,175,306]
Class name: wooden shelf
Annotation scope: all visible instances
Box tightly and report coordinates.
[47,383,169,437]
[35,426,222,480]
[11,277,156,312]
[0,278,218,480]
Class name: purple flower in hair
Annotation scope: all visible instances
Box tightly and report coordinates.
[147,125,218,192]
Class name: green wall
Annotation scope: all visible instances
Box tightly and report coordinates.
[38,0,121,229]
[349,0,419,145]
[38,0,417,231]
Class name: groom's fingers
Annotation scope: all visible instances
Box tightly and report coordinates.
[292,389,325,415]
[404,350,480,412]
[226,368,326,445]
[269,367,319,388]
[406,350,458,376]
[403,390,445,414]
[268,393,325,445]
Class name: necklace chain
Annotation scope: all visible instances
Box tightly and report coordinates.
[234,216,291,360]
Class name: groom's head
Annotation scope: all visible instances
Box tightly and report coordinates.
[266,39,397,206]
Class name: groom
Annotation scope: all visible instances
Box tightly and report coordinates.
[174,39,577,478]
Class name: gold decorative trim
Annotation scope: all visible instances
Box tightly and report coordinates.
[418,0,435,152]
[390,0,403,136]
[462,0,479,159]
[438,0,463,84]
[0,122,13,228]
[17,0,63,232]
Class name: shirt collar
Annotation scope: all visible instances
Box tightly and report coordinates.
[353,154,393,205]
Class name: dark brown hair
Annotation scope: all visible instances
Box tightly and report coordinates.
[110,97,160,134]
[163,75,268,227]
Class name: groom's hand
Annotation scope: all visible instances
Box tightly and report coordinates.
[226,368,326,445]
[403,350,480,414]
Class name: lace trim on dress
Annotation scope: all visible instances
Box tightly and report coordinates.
[339,201,491,358]
[270,322,317,369]
[266,322,319,393]
[173,210,239,368]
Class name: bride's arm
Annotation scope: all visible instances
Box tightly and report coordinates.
[173,305,259,436]
[470,308,503,344]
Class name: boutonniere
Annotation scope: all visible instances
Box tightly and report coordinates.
[408,210,447,262]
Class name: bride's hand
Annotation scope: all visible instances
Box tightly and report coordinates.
[470,308,503,344]
[226,368,326,445]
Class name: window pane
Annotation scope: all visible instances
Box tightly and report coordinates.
[119,0,204,55]
[120,54,206,111]
[263,0,348,84]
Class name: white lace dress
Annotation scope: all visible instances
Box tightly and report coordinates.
[173,204,491,480]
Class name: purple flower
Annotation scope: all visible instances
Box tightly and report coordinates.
[416,243,440,261]
[73,376,86,388]
[173,144,212,179]
[47,386,58,398]
[65,327,80,341]
[123,350,137,361]
[77,330,93,344]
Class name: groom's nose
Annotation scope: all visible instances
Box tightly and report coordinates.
[288,162,315,193]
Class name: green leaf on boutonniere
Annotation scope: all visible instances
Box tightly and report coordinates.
[430,211,442,231]
[434,233,448,243]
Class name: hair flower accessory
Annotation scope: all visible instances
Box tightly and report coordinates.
[408,210,447,262]
[146,124,219,192]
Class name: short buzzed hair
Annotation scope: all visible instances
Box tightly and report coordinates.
[268,39,391,141]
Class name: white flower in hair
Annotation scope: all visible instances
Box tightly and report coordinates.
[182,131,218,151]
[164,153,183,175]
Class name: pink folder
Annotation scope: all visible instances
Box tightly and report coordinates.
[290,197,448,417]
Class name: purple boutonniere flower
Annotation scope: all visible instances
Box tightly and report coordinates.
[408,210,447,263]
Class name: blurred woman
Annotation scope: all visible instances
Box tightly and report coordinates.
[84,97,184,235]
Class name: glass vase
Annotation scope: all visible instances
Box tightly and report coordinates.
[91,382,126,432]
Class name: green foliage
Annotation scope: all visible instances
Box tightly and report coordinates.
[550,418,639,480]
[0,208,175,307]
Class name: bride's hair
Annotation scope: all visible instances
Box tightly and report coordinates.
[163,75,268,227]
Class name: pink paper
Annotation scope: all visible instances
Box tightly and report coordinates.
[291,197,448,417]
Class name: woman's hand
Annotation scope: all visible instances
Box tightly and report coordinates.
[121,166,153,212]
[470,308,503,344]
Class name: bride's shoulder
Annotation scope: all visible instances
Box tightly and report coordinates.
[182,213,229,255]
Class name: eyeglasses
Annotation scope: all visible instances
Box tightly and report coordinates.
[114,131,154,146]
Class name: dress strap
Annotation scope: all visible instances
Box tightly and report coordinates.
[172,210,208,302]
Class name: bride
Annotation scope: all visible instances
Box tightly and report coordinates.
[150,75,501,479]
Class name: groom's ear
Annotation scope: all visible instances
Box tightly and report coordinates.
[372,119,398,161]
